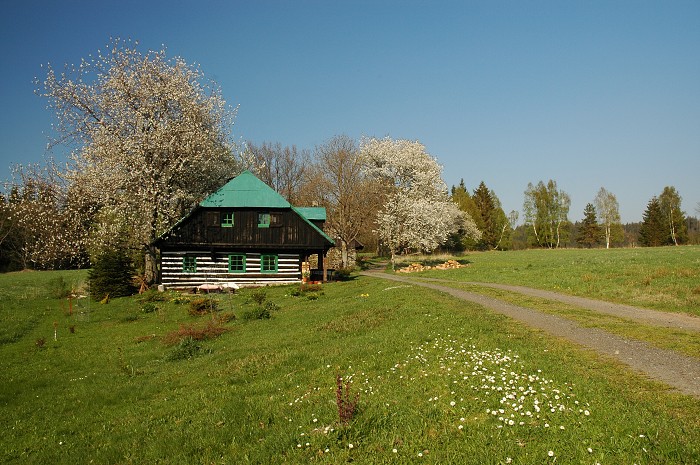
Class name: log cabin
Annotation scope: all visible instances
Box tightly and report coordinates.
[154,170,334,289]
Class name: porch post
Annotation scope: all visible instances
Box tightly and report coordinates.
[321,249,328,282]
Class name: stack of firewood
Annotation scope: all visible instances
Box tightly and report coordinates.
[396,260,465,273]
[433,260,464,270]
[396,263,430,273]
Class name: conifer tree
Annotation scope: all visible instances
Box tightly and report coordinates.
[472,182,497,249]
[639,197,666,247]
[87,247,137,299]
[576,203,602,248]
[450,180,481,250]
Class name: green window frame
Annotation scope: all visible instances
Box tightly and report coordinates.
[260,254,277,273]
[221,212,234,228]
[258,212,270,228]
[182,255,197,273]
[228,254,246,273]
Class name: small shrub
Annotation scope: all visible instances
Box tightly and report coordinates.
[121,314,139,323]
[141,302,158,314]
[264,301,280,313]
[166,337,204,361]
[35,337,46,349]
[250,288,267,305]
[139,289,167,303]
[162,321,228,346]
[242,306,271,321]
[336,374,360,425]
[189,297,218,316]
[290,288,302,297]
[171,295,190,305]
[48,276,72,299]
[216,312,237,323]
[306,294,319,301]
[335,267,354,281]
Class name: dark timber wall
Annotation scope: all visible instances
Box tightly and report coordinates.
[160,208,329,250]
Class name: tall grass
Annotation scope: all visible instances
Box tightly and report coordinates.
[1,269,698,463]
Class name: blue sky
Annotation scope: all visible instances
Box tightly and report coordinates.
[1,0,698,223]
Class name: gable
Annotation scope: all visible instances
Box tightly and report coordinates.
[199,170,291,208]
[155,170,334,249]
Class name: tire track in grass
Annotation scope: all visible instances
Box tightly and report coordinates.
[361,271,700,398]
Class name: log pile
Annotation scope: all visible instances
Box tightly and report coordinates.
[396,260,465,273]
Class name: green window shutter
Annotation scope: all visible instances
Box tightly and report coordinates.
[182,256,197,273]
[258,212,270,228]
[228,254,246,273]
[260,254,277,273]
[221,212,234,227]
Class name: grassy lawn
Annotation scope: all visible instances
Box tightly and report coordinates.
[1,268,699,464]
[394,246,700,317]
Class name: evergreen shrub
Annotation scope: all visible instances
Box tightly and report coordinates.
[88,249,136,299]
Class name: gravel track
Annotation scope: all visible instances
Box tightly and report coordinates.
[361,271,700,398]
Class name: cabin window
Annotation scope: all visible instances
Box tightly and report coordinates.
[270,213,283,227]
[228,254,246,273]
[182,255,197,273]
[260,254,277,273]
[221,212,234,228]
[258,212,270,228]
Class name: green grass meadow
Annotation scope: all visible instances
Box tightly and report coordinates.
[396,246,700,316]
[1,249,700,464]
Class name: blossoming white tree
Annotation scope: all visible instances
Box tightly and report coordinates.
[3,163,88,269]
[37,38,239,281]
[360,137,480,268]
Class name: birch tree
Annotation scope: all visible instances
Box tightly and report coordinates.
[659,186,688,245]
[593,187,621,249]
[36,38,239,281]
[523,180,571,248]
[361,137,480,268]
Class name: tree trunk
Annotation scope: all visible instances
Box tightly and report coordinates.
[340,240,348,268]
[144,245,159,284]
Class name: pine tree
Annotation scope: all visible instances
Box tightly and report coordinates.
[451,179,481,250]
[639,197,666,247]
[88,248,137,299]
[576,203,602,248]
[472,182,497,249]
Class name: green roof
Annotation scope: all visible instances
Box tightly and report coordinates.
[295,207,327,221]
[199,170,291,208]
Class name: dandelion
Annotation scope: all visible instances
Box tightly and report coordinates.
[392,448,398,453]
[348,443,354,449]
[587,447,593,453]
[584,410,590,416]
[548,450,555,457]
[418,452,423,457]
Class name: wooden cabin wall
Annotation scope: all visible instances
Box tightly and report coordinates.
[164,209,328,249]
[161,251,300,289]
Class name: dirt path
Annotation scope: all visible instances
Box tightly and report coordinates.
[361,271,700,398]
[416,278,700,332]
